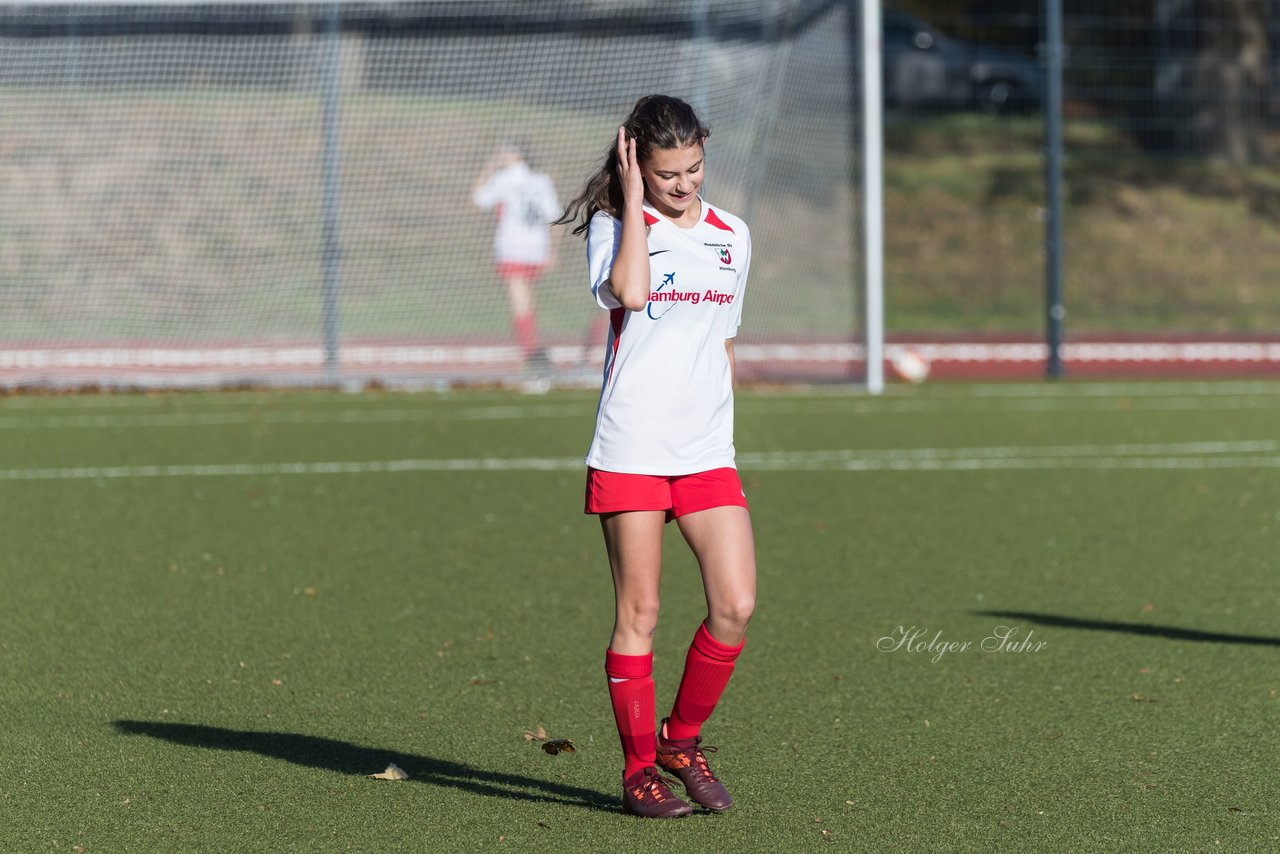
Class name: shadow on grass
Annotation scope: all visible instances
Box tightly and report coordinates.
[114,720,616,813]
[973,610,1280,647]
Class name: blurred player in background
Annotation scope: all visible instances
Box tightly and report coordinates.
[557,95,755,819]
[472,142,560,369]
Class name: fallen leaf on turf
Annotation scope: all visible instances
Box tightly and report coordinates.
[523,726,575,755]
[369,763,409,780]
[1130,693,1157,703]
[541,739,576,756]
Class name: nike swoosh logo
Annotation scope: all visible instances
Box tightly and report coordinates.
[649,250,670,256]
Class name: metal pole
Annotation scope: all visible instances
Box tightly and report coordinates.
[1043,0,1065,378]
[741,1,789,226]
[68,5,80,89]
[859,0,885,394]
[321,3,343,383]
[693,0,710,118]
[692,0,711,202]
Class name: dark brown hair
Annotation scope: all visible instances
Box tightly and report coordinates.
[555,94,710,236]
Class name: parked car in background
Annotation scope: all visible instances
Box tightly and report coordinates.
[883,10,1044,114]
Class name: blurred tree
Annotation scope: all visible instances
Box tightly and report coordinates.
[1188,0,1269,163]
[892,0,1272,162]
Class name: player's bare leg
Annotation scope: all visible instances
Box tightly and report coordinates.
[505,274,545,367]
[600,510,666,654]
[675,505,757,645]
[600,510,692,817]
[656,505,756,811]
[506,274,534,319]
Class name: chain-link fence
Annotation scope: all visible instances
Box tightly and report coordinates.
[1,1,1276,387]
[883,1,1279,376]
[0,1,858,387]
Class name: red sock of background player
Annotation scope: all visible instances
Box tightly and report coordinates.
[605,649,656,779]
[513,312,538,358]
[664,622,744,742]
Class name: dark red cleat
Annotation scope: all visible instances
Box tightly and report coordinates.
[622,766,693,818]
[655,722,733,812]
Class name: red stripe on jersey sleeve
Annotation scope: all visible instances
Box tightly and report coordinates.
[605,307,626,384]
[642,212,659,226]
[704,208,735,233]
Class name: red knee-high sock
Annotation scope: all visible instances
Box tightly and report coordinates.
[605,649,656,779]
[664,623,744,742]
[513,312,538,358]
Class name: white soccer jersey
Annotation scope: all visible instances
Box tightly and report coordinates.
[585,198,751,476]
[472,162,561,264]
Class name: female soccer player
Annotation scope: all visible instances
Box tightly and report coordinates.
[557,95,756,819]
[472,142,561,368]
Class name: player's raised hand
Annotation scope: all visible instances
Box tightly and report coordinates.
[616,126,644,208]
[607,125,652,311]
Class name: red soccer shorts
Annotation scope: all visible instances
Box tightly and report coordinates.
[584,467,749,522]
[496,261,546,282]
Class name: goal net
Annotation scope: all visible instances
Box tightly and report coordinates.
[0,1,860,387]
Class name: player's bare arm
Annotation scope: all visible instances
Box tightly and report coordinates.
[725,338,736,386]
[470,158,500,201]
[605,126,651,312]
[470,149,514,202]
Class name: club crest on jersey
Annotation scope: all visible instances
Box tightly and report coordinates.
[718,248,732,265]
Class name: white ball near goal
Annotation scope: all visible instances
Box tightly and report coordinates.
[890,347,931,384]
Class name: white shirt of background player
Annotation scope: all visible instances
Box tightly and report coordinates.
[472,156,561,266]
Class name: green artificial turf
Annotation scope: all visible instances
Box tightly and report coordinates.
[1,383,1277,852]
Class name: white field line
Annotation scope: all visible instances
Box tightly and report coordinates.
[961,380,1280,398]
[4,391,1280,430]
[0,458,583,481]
[740,439,1280,463]
[745,455,1280,472]
[741,395,1280,416]
[0,403,593,430]
[2,379,1279,411]
[4,441,1280,481]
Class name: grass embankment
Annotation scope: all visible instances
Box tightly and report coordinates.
[884,113,1280,334]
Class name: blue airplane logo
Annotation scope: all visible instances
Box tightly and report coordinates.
[648,272,678,320]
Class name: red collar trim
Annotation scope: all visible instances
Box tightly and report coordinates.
[703,207,735,233]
